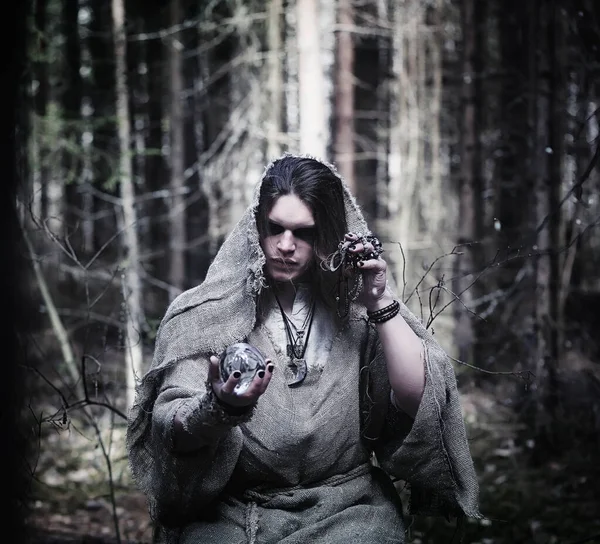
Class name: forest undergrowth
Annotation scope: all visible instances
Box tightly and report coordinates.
[23,353,600,544]
[404,382,600,544]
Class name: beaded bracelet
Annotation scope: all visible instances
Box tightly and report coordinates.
[367,299,399,318]
[367,299,400,324]
[370,305,400,324]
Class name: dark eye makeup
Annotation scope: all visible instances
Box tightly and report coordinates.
[267,221,316,242]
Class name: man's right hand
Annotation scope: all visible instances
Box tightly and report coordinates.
[208,355,275,408]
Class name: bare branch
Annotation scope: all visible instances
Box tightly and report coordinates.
[22,228,80,387]
[126,12,267,42]
[396,242,408,302]
[448,355,534,383]
[404,245,464,306]
[80,404,122,543]
[427,284,486,329]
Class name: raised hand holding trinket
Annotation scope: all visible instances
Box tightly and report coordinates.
[323,232,383,272]
[321,232,386,318]
[219,342,267,394]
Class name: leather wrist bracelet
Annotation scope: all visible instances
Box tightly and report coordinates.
[370,305,400,324]
[367,299,400,324]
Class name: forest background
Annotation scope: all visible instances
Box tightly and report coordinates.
[6,0,600,543]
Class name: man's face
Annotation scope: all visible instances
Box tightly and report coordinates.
[260,194,316,284]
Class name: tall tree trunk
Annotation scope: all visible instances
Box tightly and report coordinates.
[196,48,219,258]
[429,0,444,236]
[34,0,50,221]
[387,0,404,223]
[127,14,146,248]
[492,0,536,377]
[547,0,565,407]
[267,0,282,159]
[78,2,95,254]
[387,3,423,293]
[334,0,355,193]
[62,0,83,237]
[284,3,299,146]
[375,0,390,222]
[143,6,167,316]
[168,0,187,299]
[319,0,336,159]
[387,0,409,298]
[297,0,326,158]
[225,1,264,228]
[533,0,562,448]
[89,0,116,252]
[112,0,144,409]
[454,0,483,365]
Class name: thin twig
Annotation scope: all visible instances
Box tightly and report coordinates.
[82,407,122,543]
[448,354,534,382]
[396,242,407,302]
[427,285,486,329]
[404,246,464,306]
[23,363,127,421]
[22,229,80,386]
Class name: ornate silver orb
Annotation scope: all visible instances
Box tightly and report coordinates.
[219,342,267,394]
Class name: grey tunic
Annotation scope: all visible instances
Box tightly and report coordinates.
[152,297,412,543]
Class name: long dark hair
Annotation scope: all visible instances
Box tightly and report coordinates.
[256,155,348,313]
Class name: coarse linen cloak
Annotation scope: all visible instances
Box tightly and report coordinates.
[126,154,482,543]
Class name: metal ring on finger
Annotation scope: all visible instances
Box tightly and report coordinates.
[351,234,384,267]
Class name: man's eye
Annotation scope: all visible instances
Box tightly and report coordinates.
[267,222,285,235]
[294,227,316,242]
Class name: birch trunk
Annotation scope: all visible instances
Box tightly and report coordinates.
[375,0,390,220]
[143,8,167,314]
[112,0,144,409]
[195,50,220,257]
[168,0,186,299]
[285,4,299,147]
[297,0,326,158]
[319,0,335,159]
[267,0,283,159]
[334,0,355,193]
[226,1,264,227]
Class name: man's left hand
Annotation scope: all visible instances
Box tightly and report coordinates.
[342,232,389,311]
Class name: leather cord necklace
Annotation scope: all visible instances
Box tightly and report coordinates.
[274,293,316,387]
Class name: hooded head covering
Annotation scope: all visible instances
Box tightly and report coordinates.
[126,154,372,477]
[126,153,481,529]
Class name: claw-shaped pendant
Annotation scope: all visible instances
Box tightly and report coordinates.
[287,358,307,387]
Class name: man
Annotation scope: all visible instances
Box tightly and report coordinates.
[127,154,481,543]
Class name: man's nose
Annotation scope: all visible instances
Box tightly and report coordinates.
[277,230,295,252]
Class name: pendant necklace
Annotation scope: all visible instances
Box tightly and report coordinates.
[274,293,316,387]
